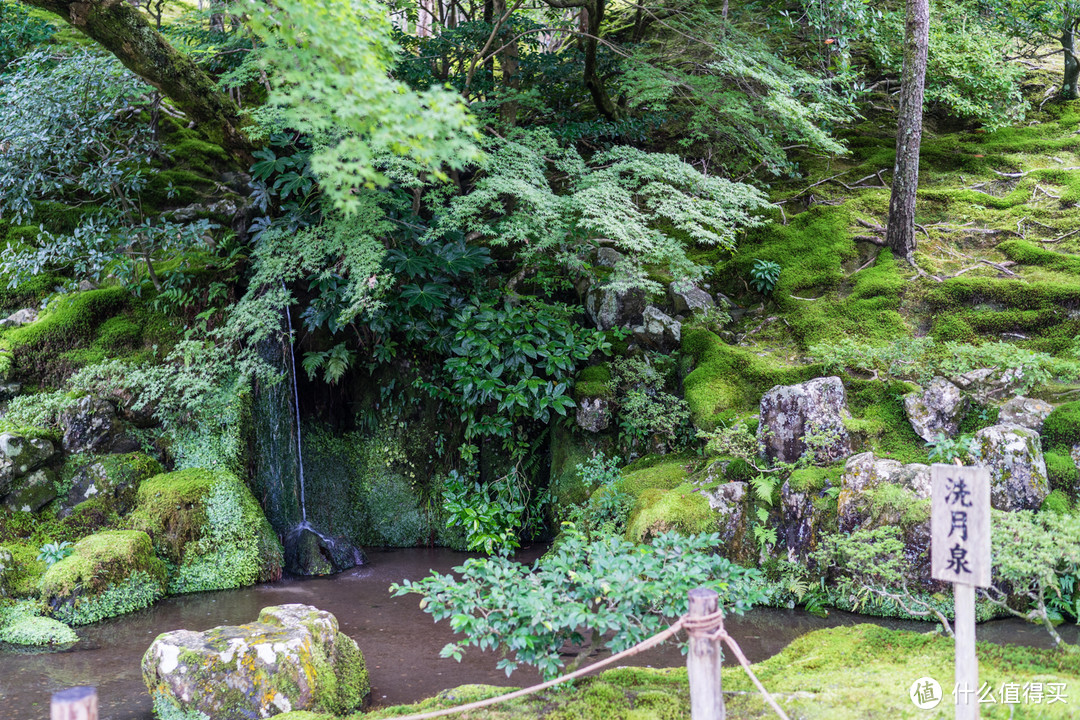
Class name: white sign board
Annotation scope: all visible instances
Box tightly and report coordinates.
[931,464,991,588]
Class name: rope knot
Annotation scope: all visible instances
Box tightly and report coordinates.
[682,608,724,639]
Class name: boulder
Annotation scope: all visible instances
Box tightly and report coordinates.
[575,397,611,433]
[127,468,284,593]
[2,468,57,512]
[0,307,37,328]
[143,604,369,720]
[836,452,931,533]
[758,377,852,465]
[998,396,1053,432]
[60,396,138,454]
[39,530,167,625]
[0,432,57,496]
[283,525,366,577]
[951,367,1024,403]
[633,306,681,351]
[585,284,647,331]
[903,377,968,443]
[595,246,623,268]
[972,424,1049,511]
[59,452,163,518]
[0,381,22,402]
[668,281,715,316]
[703,481,752,564]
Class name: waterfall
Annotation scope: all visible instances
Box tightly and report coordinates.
[281,295,308,522]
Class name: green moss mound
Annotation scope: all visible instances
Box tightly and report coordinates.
[573,364,614,400]
[127,468,283,593]
[1043,401,1080,454]
[616,457,691,497]
[681,328,820,430]
[38,530,167,625]
[1045,451,1079,495]
[0,541,45,597]
[625,483,713,542]
[0,601,78,646]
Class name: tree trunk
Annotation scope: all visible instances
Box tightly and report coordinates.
[1063,20,1079,100]
[582,0,618,120]
[19,0,250,157]
[492,0,520,125]
[885,0,929,263]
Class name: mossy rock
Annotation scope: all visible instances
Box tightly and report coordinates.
[787,464,843,493]
[38,529,167,625]
[1045,450,1079,495]
[616,457,691,498]
[61,451,163,518]
[625,483,714,542]
[1043,401,1080,454]
[573,364,614,401]
[1041,489,1075,514]
[681,328,820,430]
[127,468,283,593]
[0,541,45,597]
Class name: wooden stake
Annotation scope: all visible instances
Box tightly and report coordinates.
[51,687,97,720]
[687,587,724,720]
[954,583,978,720]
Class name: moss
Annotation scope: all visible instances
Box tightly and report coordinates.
[998,239,1080,275]
[30,201,104,234]
[617,457,691,498]
[6,287,129,382]
[166,138,231,177]
[92,315,143,350]
[1043,401,1080,453]
[0,541,46,597]
[928,276,1080,311]
[39,529,165,598]
[126,468,284,593]
[573,364,614,400]
[788,464,843,493]
[931,313,976,342]
[1041,488,1075,514]
[845,379,928,463]
[957,402,999,436]
[625,483,713,541]
[681,328,820,430]
[1045,451,1079,494]
[865,484,930,529]
[142,169,214,207]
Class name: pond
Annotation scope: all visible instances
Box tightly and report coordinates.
[1,545,1073,720]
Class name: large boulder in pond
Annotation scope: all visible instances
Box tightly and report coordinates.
[758,377,852,465]
[39,530,167,625]
[971,424,1049,511]
[127,468,283,593]
[143,604,369,720]
[60,396,138,454]
[902,376,968,443]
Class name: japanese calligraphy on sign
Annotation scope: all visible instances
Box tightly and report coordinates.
[931,464,991,587]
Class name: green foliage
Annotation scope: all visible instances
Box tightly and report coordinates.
[0,1,54,71]
[611,355,694,455]
[573,364,614,401]
[870,1,1026,128]
[437,129,771,292]
[36,540,72,567]
[422,298,608,451]
[812,337,1080,393]
[984,510,1080,646]
[441,470,529,556]
[1046,452,1079,495]
[749,259,781,295]
[620,19,850,176]
[564,453,633,538]
[926,433,977,464]
[1043,402,1080,454]
[392,527,765,679]
[242,0,481,213]
[0,601,77,646]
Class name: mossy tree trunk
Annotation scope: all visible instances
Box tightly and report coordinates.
[18,0,251,158]
[1063,19,1080,100]
[885,0,929,264]
[540,0,618,120]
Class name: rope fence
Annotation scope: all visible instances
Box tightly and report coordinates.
[50,587,789,720]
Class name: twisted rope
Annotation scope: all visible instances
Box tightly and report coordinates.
[366,607,790,720]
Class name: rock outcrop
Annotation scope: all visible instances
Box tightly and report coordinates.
[759,377,852,465]
[998,396,1053,433]
[143,604,369,720]
[668,281,715,316]
[60,396,138,454]
[283,525,366,577]
[972,424,1049,511]
[633,306,681,351]
[903,377,968,443]
[0,431,60,511]
[575,397,611,433]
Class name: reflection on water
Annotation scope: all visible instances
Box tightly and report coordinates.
[1,545,1075,720]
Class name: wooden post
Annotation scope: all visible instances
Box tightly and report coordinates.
[687,587,724,720]
[51,687,97,720]
[931,464,991,720]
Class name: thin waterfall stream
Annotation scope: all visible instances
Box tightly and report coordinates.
[281,293,307,523]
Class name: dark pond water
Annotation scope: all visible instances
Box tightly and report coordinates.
[1,546,1074,720]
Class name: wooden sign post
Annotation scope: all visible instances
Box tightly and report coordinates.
[931,464,991,720]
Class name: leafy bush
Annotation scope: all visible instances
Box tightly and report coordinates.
[392,527,766,679]
[564,453,634,538]
[612,356,695,455]
[0,1,55,71]
[441,470,528,556]
[926,433,977,464]
[749,259,782,295]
